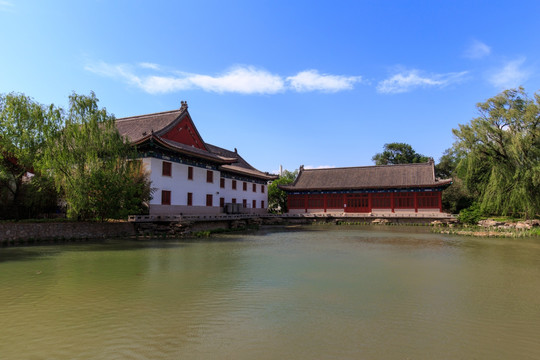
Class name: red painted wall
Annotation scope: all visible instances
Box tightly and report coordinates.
[161,116,206,150]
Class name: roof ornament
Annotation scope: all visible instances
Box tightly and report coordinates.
[234,148,237,153]
[180,100,188,110]
[300,165,304,171]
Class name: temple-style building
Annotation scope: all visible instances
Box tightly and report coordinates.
[279,161,451,214]
[116,101,276,215]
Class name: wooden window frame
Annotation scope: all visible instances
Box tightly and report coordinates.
[187,166,193,180]
[232,180,237,190]
[162,161,172,177]
[206,170,213,183]
[220,178,225,188]
[252,199,256,209]
[206,194,213,207]
[187,192,193,206]
[161,190,171,205]
[243,182,247,191]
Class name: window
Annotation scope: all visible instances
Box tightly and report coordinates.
[252,183,256,192]
[162,161,172,177]
[220,197,225,207]
[327,194,343,209]
[232,180,237,190]
[187,192,193,206]
[418,192,439,208]
[232,198,236,204]
[220,178,225,188]
[206,170,213,183]
[252,199,256,209]
[395,192,414,209]
[308,195,325,209]
[288,194,305,209]
[243,182,247,191]
[261,185,265,193]
[161,190,171,205]
[372,193,391,208]
[242,199,247,208]
[187,166,193,180]
[261,200,265,209]
[206,194,213,207]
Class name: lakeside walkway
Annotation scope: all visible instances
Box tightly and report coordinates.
[128,212,455,223]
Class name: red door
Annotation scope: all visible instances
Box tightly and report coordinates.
[345,194,370,213]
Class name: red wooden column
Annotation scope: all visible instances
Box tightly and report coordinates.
[287,196,290,212]
[391,192,395,213]
[438,191,442,212]
[368,193,372,212]
[323,194,327,213]
[414,192,418,213]
[304,194,308,213]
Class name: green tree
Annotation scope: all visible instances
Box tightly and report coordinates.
[41,92,152,220]
[436,148,473,214]
[268,169,298,213]
[0,93,62,218]
[372,142,429,165]
[453,87,540,218]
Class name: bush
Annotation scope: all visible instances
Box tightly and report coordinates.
[458,203,483,225]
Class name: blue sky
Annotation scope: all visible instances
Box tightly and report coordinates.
[1,1,539,174]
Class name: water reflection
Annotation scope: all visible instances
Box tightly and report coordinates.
[0,227,539,359]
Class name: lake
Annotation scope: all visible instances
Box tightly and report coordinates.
[1,225,540,359]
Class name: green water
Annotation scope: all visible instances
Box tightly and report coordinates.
[1,226,540,359]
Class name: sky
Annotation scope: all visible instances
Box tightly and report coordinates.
[1,1,540,174]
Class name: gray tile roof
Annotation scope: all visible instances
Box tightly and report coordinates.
[115,106,276,180]
[280,162,451,191]
[116,109,184,142]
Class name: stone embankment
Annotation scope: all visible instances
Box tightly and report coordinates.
[433,219,540,237]
[0,222,135,246]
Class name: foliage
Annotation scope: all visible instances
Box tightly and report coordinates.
[458,203,483,225]
[435,148,473,214]
[41,92,152,221]
[452,87,540,219]
[0,93,62,218]
[372,142,429,165]
[268,169,298,213]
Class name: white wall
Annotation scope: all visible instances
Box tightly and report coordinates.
[144,157,268,215]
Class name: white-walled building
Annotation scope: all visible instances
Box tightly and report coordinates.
[116,101,276,215]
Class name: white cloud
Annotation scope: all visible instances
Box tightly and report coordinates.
[188,66,285,94]
[377,69,468,94]
[464,40,491,59]
[139,62,161,70]
[488,58,530,89]
[0,1,14,12]
[85,61,362,95]
[286,70,362,92]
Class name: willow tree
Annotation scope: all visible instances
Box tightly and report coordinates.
[453,87,540,218]
[0,93,62,218]
[42,92,152,220]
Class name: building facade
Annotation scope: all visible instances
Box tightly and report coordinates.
[116,101,276,215]
[279,161,451,214]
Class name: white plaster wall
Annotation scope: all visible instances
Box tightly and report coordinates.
[143,157,269,214]
[218,178,268,210]
[145,157,219,207]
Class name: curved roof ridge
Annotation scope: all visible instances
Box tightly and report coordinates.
[116,108,184,121]
[302,162,433,172]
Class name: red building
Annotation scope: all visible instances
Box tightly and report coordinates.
[279,160,452,214]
